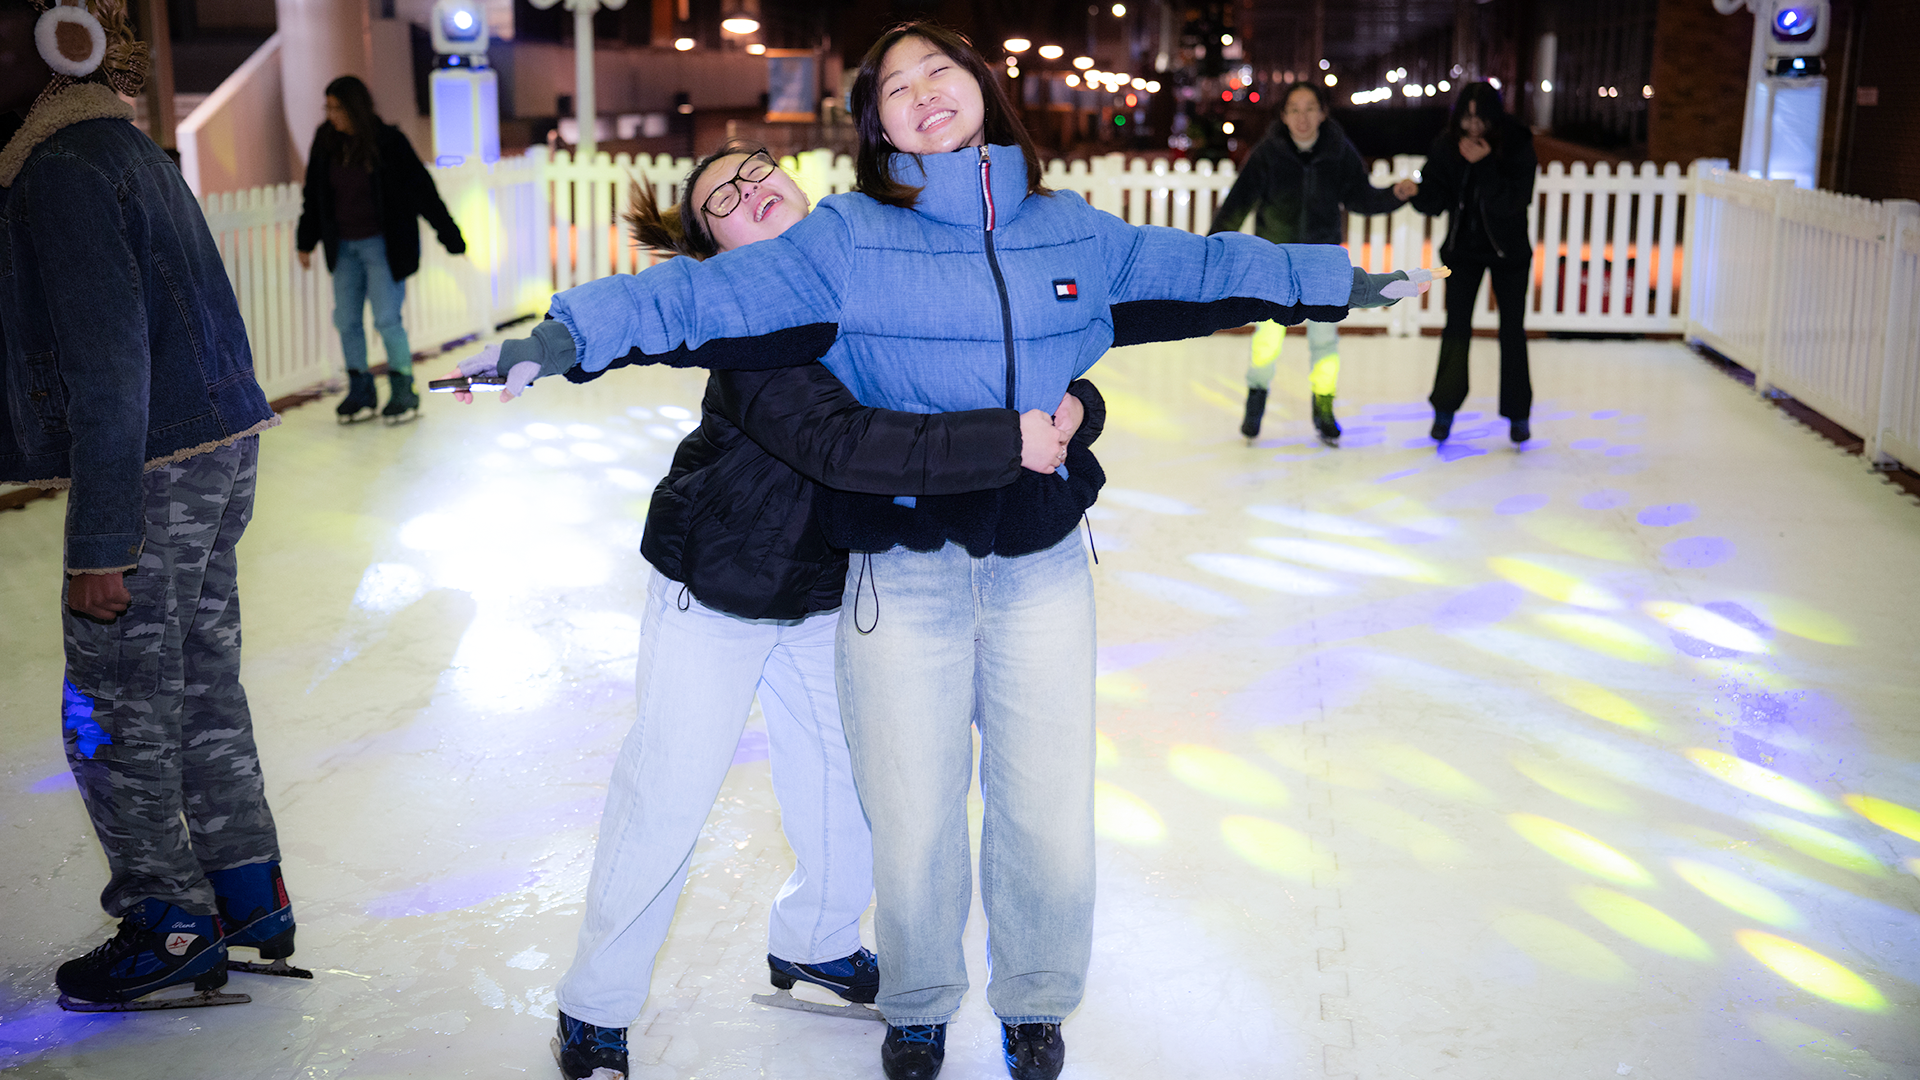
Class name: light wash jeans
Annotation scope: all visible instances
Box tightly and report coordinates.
[837,534,1097,1026]
[331,235,411,376]
[555,569,874,1029]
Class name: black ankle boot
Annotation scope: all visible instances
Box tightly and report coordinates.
[1430,410,1455,441]
[336,371,377,423]
[1240,387,1268,440]
[1510,418,1531,444]
[1312,394,1341,445]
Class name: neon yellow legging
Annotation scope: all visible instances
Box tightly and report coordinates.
[1248,319,1340,397]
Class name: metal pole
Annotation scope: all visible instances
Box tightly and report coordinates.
[573,0,598,158]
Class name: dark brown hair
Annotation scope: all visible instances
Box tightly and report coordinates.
[1280,80,1331,114]
[324,75,381,169]
[848,22,1046,209]
[624,140,772,261]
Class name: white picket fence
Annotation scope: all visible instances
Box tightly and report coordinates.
[199,147,1920,471]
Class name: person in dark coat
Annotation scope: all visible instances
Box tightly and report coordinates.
[1210,81,1417,443]
[1410,81,1538,444]
[295,75,464,423]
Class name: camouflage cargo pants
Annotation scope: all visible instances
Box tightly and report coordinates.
[61,436,281,918]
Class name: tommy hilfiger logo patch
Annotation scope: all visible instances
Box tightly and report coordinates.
[1053,279,1078,300]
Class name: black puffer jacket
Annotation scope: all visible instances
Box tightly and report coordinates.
[1410,119,1536,266]
[1209,118,1406,245]
[640,362,1106,621]
[295,122,465,280]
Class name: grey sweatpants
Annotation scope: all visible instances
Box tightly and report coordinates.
[60,436,281,918]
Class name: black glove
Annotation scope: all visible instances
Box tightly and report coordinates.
[1349,266,1410,309]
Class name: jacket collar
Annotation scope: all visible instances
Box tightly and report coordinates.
[887,143,1030,228]
[0,83,135,189]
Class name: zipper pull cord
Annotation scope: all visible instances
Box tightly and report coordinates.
[1082,512,1100,565]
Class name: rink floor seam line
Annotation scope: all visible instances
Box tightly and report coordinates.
[1299,687,1354,1079]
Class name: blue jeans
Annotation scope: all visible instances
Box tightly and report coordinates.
[331,236,411,376]
[555,569,874,1028]
[837,534,1097,1026]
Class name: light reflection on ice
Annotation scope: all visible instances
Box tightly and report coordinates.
[352,562,428,613]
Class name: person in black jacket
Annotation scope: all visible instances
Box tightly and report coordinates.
[295,75,465,423]
[476,143,1105,1080]
[1209,81,1417,444]
[1410,81,1538,444]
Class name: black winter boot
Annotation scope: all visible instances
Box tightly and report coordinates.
[1002,1022,1066,1080]
[1312,394,1342,445]
[381,372,419,423]
[336,370,377,423]
[1239,387,1268,440]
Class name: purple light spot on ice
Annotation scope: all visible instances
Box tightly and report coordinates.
[1100,641,1173,672]
[1370,408,1434,421]
[1638,503,1696,527]
[1581,489,1630,510]
[1604,444,1640,457]
[1456,411,1483,421]
[1661,536,1734,568]
[1376,468,1420,482]
[1495,493,1550,515]
[1402,436,1436,448]
[1592,409,1621,419]
[1342,433,1386,447]
[1437,444,1488,462]
[367,868,540,917]
[1433,581,1524,631]
[1704,600,1773,639]
[1570,438,1607,451]
[30,772,76,793]
[733,729,768,765]
[1670,631,1738,659]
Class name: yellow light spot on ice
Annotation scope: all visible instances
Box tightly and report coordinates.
[1168,745,1290,807]
[1248,537,1436,581]
[1100,389,1188,441]
[1735,930,1887,1011]
[1508,814,1654,886]
[1571,886,1714,960]
[1842,793,1920,843]
[1220,816,1315,880]
[1488,556,1623,610]
[1094,730,1118,769]
[1093,781,1165,844]
[1544,677,1660,734]
[1370,743,1495,802]
[1644,601,1769,653]
[1669,858,1801,928]
[1684,749,1841,817]
[1752,813,1887,875]
[1749,1013,1894,1076]
[1509,753,1640,813]
[1489,907,1632,982]
[1739,592,1854,646]
[1535,612,1666,664]
[1095,673,1147,705]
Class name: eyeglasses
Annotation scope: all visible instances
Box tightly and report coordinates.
[700,150,779,219]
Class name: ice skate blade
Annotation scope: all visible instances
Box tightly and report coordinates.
[59,987,251,1012]
[751,988,884,1022]
[228,957,314,979]
[381,411,419,425]
[336,410,376,424]
[549,1035,626,1079]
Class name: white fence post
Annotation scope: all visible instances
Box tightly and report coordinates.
[1871,201,1920,468]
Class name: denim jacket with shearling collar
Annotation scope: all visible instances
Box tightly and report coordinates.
[0,84,277,572]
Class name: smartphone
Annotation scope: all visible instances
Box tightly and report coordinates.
[427,374,508,393]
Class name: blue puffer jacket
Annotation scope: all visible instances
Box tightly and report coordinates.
[507,143,1356,555]
[0,85,277,572]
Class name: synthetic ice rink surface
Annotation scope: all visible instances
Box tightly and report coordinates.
[2,332,1918,1080]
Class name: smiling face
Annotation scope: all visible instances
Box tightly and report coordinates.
[876,35,986,156]
[689,152,812,253]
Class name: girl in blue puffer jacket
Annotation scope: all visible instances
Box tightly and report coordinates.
[461,22,1432,1080]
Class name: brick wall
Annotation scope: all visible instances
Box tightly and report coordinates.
[1645,0,1750,167]
[1840,0,1920,201]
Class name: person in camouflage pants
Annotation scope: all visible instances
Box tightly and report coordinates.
[2,0,303,1007]
[61,437,282,919]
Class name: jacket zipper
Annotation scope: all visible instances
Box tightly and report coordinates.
[980,145,1018,410]
[1452,159,1509,261]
